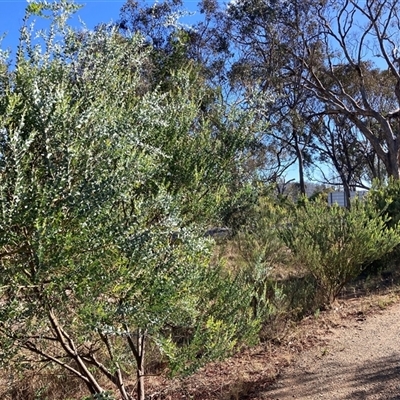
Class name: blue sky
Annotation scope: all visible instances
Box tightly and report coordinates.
[0,0,200,58]
[0,0,302,183]
[1,1,122,50]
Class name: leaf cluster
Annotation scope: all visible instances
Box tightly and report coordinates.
[282,196,400,304]
[0,3,264,399]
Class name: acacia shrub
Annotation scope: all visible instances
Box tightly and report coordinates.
[281,196,400,304]
[361,179,400,276]
[0,3,264,400]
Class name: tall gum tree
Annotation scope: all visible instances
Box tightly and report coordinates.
[297,0,400,179]
[307,63,393,200]
[189,0,328,191]
[187,0,400,185]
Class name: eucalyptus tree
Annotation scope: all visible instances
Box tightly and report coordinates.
[0,2,263,400]
[309,114,373,203]
[190,0,400,184]
[184,0,329,191]
[301,61,395,194]
[294,0,400,179]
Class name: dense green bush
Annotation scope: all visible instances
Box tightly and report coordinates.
[281,196,400,304]
[0,3,263,400]
[227,193,291,326]
[369,178,400,228]
[361,179,400,275]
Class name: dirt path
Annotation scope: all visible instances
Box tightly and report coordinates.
[260,301,400,400]
[150,292,400,400]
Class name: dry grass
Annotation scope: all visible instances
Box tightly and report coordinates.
[141,267,400,400]
[0,365,89,400]
[3,291,400,400]
[2,241,400,400]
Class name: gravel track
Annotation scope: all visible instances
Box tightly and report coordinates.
[261,301,400,400]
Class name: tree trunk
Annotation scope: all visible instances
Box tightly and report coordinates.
[294,130,306,195]
[136,328,146,400]
[343,180,351,209]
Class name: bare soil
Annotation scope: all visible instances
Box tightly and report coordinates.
[263,299,400,400]
[147,285,400,400]
[4,272,399,400]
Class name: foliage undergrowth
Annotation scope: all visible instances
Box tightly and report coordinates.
[281,195,400,305]
[3,2,400,400]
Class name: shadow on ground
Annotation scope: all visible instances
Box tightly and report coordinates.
[250,354,400,400]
